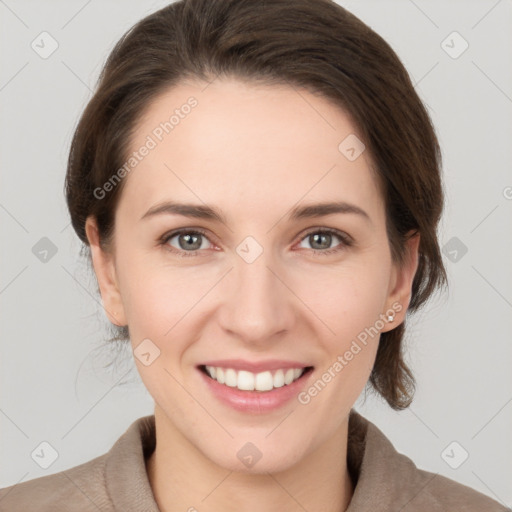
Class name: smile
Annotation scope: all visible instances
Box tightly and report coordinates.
[200,365,314,392]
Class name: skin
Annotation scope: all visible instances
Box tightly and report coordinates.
[86,77,419,512]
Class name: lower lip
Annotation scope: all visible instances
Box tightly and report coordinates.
[198,367,314,414]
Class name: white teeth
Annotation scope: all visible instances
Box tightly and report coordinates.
[225,368,237,387]
[204,365,307,392]
[237,370,255,391]
[255,371,273,391]
[273,369,285,388]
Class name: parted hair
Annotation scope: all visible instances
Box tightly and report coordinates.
[65,0,448,410]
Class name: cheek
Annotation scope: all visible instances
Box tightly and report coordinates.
[116,229,392,344]
[293,260,391,337]
[116,250,219,340]
[295,267,389,411]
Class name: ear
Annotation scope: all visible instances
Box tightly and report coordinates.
[381,231,420,332]
[85,216,127,327]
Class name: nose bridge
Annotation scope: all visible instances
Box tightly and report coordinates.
[219,239,293,342]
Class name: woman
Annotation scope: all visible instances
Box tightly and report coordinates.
[0,0,507,510]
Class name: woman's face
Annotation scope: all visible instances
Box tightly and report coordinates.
[87,77,418,473]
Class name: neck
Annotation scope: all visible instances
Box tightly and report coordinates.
[146,404,355,512]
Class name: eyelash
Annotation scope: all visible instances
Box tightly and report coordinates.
[158,227,353,258]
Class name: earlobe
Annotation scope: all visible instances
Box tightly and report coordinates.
[383,231,420,330]
[85,216,127,327]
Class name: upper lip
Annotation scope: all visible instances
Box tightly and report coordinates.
[198,359,313,373]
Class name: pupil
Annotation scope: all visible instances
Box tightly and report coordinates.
[180,233,201,250]
[312,233,330,250]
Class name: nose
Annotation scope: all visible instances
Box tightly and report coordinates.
[217,249,295,347]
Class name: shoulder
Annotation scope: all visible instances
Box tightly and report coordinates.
[348,410,509,511]
[0,452,113,512]
[406,465,509,511]
[0,415,157,512]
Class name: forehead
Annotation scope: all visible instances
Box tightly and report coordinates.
[119,77,383,224]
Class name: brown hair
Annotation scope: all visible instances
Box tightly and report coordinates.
[65,0,448,410]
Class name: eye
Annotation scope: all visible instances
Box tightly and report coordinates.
[296,228,352,256]
[159,227,352,258]
[160,228,213,257]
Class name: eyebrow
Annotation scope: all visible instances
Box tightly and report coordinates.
[140,200,371,224]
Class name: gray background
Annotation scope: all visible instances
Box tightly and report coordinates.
[1,0,511,506]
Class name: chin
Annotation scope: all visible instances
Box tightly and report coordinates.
[205,441,305,475]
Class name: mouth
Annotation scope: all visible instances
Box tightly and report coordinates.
[198,364,314,393]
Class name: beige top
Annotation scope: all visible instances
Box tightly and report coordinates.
[0,409,506,511]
